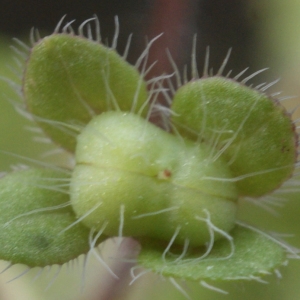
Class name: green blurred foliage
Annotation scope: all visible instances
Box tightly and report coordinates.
[0,36,61,171]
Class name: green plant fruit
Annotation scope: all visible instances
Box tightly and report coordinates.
[0,168,102,267]
[170,77,297,197]
[23,34,148,152]
[70,111,238,247]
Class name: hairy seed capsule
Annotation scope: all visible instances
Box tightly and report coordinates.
[70,111,238,247]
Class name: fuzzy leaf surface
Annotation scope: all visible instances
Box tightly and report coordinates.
[23,34,148,152]
[138,224,286,281]
[0,168,102,267]
[171,77,296,197]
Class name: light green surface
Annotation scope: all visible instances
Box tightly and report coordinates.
[71,111,237,247]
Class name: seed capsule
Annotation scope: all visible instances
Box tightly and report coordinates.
[70,111,238,247]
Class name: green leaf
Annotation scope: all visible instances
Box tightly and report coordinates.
[23,34,148,152]
[0,168,104,267]
[171,77,297,197]
[138,224,286,281]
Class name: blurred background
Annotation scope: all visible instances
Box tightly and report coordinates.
[1,0,300,299]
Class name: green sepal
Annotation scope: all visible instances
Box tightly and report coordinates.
[171,77,297,197]
[138,224,286,281]
[23,34,148,152]
[0,168,105,267]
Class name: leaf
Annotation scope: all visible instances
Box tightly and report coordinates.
[0,168,105,267]
[138,224,286,281]
[170,77,297,197]
[23,34,148,152]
